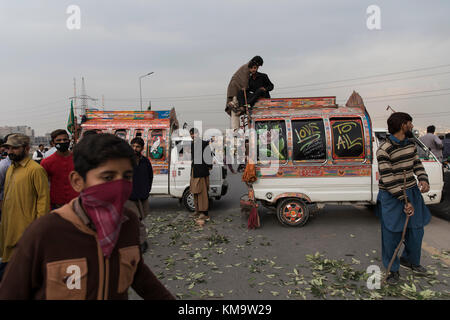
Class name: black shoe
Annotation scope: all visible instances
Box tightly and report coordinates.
[140,241,149,254]
[400,257,412,269]
[386,271,400,285]
[400,257,427,274]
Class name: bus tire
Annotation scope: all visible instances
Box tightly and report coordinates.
[276,198,310,227]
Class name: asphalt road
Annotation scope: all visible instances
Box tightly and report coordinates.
[130,172,450,300]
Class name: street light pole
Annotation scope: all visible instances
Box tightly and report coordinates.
[139,72,154,111]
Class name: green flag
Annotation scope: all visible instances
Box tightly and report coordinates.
[67,100,75,134]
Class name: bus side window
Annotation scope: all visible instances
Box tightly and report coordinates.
[255,120,287,162]
[148,129,165,161]
[292,119,326,161]
[330,118,365,160]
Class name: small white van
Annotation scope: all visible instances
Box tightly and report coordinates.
[79,109,228,212]
[162,135,228,211]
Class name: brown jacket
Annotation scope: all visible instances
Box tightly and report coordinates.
[0,198,175,300]
[225,62,250,115]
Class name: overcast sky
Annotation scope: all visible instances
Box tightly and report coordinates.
[1,0,449,136]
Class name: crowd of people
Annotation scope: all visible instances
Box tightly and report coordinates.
[419,125,450,165]
[0,129,175,300]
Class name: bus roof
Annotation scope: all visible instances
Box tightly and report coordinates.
[80,109,177,130]
[84,110,170,120]
[250,93,368,119]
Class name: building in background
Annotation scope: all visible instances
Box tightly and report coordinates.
[0,126,34,139]
[0,126,52,147]
[33,133,51,147]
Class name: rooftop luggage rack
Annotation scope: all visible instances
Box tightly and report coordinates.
[252,96,337,110]
[84,110,171,120]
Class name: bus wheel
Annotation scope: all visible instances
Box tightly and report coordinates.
[182,189,196,212]
[277,198,310,227]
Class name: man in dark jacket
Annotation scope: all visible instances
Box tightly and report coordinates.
[237,60,274,108]
[129,137,153,253]
[190,128,213,222]
[442,133,450,163]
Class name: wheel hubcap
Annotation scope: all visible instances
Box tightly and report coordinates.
[283,203,303,223]
[187,192,195,210]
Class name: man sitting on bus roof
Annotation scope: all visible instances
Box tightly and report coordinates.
[237,60,274,109]
[226,55,264,130]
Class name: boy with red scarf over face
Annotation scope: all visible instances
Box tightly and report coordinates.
[0,134,175,300]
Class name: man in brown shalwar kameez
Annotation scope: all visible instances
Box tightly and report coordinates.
[225,56,264,130]
[190,128,213,222]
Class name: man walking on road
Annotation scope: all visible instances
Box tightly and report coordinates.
[40,129,79,210]
[190,128,213,223]
[420,125,444,162]
[376,112,431,285]
[128,137,153,253]
[0,134,50,281]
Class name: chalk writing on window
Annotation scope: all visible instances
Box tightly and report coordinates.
[331,119,365,159]
[292,119,326,161]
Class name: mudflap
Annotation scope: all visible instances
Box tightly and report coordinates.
[240,194,259,215]
[307,203,320,218]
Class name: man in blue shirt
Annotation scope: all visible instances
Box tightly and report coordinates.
[129,137,153,253]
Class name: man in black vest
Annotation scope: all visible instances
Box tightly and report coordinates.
[32,144,45,164]
[189,128,213,222]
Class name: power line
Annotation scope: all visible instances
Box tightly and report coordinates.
[275,71,450,94]
[372,111,450,120]
[9,62,450,114]
[275,63,450,90]
[363,92,450,104]
[335,88,450,103]
[105,63,450,102]
[103,68,450,104]
[11,89,450,120]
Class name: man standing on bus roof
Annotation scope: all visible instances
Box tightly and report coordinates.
[376,112,431,285]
